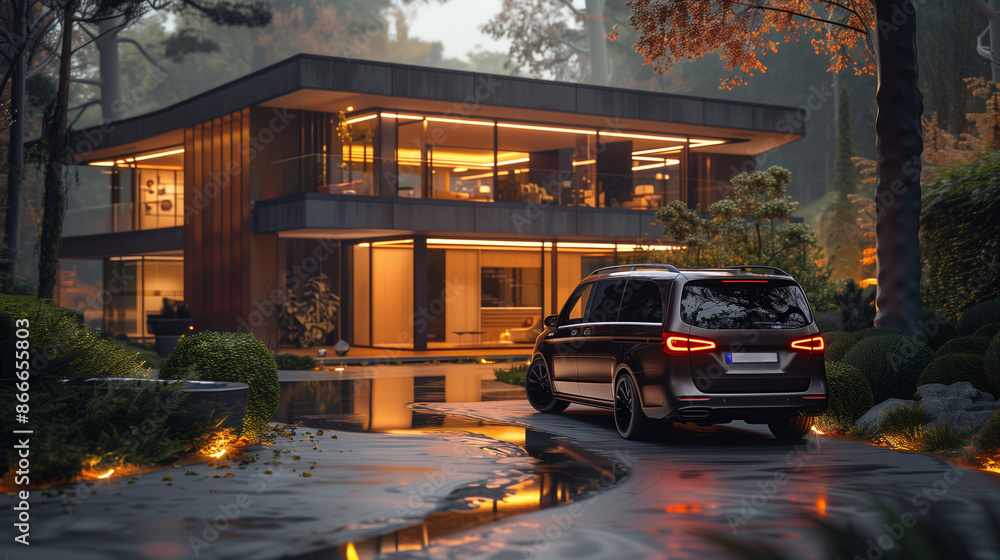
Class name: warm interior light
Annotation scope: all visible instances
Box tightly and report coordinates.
[790,336,825,352]
[346,106,354,111]
[426,116,494,127]
[498,122,596,135]
[453,167,468,172]
[633,145,685,156]
[89,161,116,166]
[632,159,680,171]
[572,159,596,166]
[97,469,115,479]
[133,147,184,161]
[427,238,544,248]
[689,138,726,147]
[662,333,717,355]
[602,131,688,142]
[345,114,377,125]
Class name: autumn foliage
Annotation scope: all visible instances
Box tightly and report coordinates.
[625,0,876,88]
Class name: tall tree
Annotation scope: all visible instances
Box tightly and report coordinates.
[823,85,863,281]
[34,0,272,298]
[1,0,58,293]
[627,0,924,337]
[482,0,612,84]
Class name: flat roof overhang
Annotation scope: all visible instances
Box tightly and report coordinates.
[254,194,663,242]
[76,55,804,162]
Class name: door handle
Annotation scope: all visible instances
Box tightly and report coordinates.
[583,327,592,336]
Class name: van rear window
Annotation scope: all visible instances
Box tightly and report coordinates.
[680,281,812,329]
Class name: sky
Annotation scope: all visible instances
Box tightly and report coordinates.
[406,0,509,59]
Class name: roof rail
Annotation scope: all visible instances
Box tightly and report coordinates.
[721,265,791,277]
[589,264,680,276]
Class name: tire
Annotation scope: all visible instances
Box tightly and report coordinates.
[614,374,652,440]
[768,415,813,439]
[525,359,569,413]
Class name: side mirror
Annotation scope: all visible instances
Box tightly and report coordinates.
[544,314,558,328]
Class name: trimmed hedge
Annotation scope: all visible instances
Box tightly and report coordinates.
[160,331,279,441]
[980,408,1000,458]
[974,322,1000,340]
[815,363,873,431]
[823,331,854,363]
[917,353,991,394]
[922,308,957,350]
[0,295,147,378]
[934,335,991,359]
[986,333,1000,397]
[849,327,899,345]
[841,332,934,403]
[957,298,1000,336]
[274,353,317,370]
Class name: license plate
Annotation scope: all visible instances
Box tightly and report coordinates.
[726,352,778,364]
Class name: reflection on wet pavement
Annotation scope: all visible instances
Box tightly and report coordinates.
[274,373,624,560]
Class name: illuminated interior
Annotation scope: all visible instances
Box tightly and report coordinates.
[351,237,680,349]
[320,110,727,210]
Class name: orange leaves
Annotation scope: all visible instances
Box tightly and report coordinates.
[627,0,876,88]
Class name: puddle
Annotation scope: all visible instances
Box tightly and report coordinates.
[274,376,624,559]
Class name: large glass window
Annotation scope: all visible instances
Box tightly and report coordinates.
[680,280,812,330]
[481,267,542,308]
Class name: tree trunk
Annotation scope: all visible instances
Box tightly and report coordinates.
[2,0,27,292]
[96,16,122,121]
[584,0,609,85]
[38,2,76,299]
[873,0,923,336]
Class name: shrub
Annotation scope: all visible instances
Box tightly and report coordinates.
[813,310,842,334]
[974,322,1000,340]
[832,279,875,332]
[823,331,854,362]
[815,363,873,432]
[841,332,934,403]
[957,298,1000,336]
[877,405,936,449]
[160,331,279,441]
[274,353,317,370]
[980,409,1000,458]
[986,333,1000,397]
[920,424,970,453]
[849,326,899,345]
[922,308,957,350]
[0,295,146,379]
[109,338,163,370]
[917,353,990,393]
[493,364,527,386]
[934,335,990,358]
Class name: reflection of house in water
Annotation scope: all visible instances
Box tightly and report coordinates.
[276,373,519,431]
[324,429,619,558]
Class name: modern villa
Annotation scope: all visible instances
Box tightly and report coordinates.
[56,54,804,351]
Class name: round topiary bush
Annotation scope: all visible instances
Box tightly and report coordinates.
[841,332,935,404]
[849,327,900,346]
[974,322,1000,340]
[160,331,279,441]
[815,363,874,432]
[957,298,1000,336]
[916,353,990,393]
[922,308,957,350]
[979,408,1000,459]
[985,333,1000,397]
[823,331,854,362]
[933,335,991,359]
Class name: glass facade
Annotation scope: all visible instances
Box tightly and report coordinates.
[346,239,663,349]
[281,109,726,210]
[65,148,185,237]
[57,256,184,340]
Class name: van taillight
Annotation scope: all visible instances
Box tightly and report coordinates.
[662,333,717,355]
[790,335,825,352]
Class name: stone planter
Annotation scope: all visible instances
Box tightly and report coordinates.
[79,377,248,430]
[147,316,194,358]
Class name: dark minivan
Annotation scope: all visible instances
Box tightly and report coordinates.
[525,264,827,440]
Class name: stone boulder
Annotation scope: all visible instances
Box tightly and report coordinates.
[853,382,1000,436]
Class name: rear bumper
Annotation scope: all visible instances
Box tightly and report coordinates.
[644,393,828,423]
